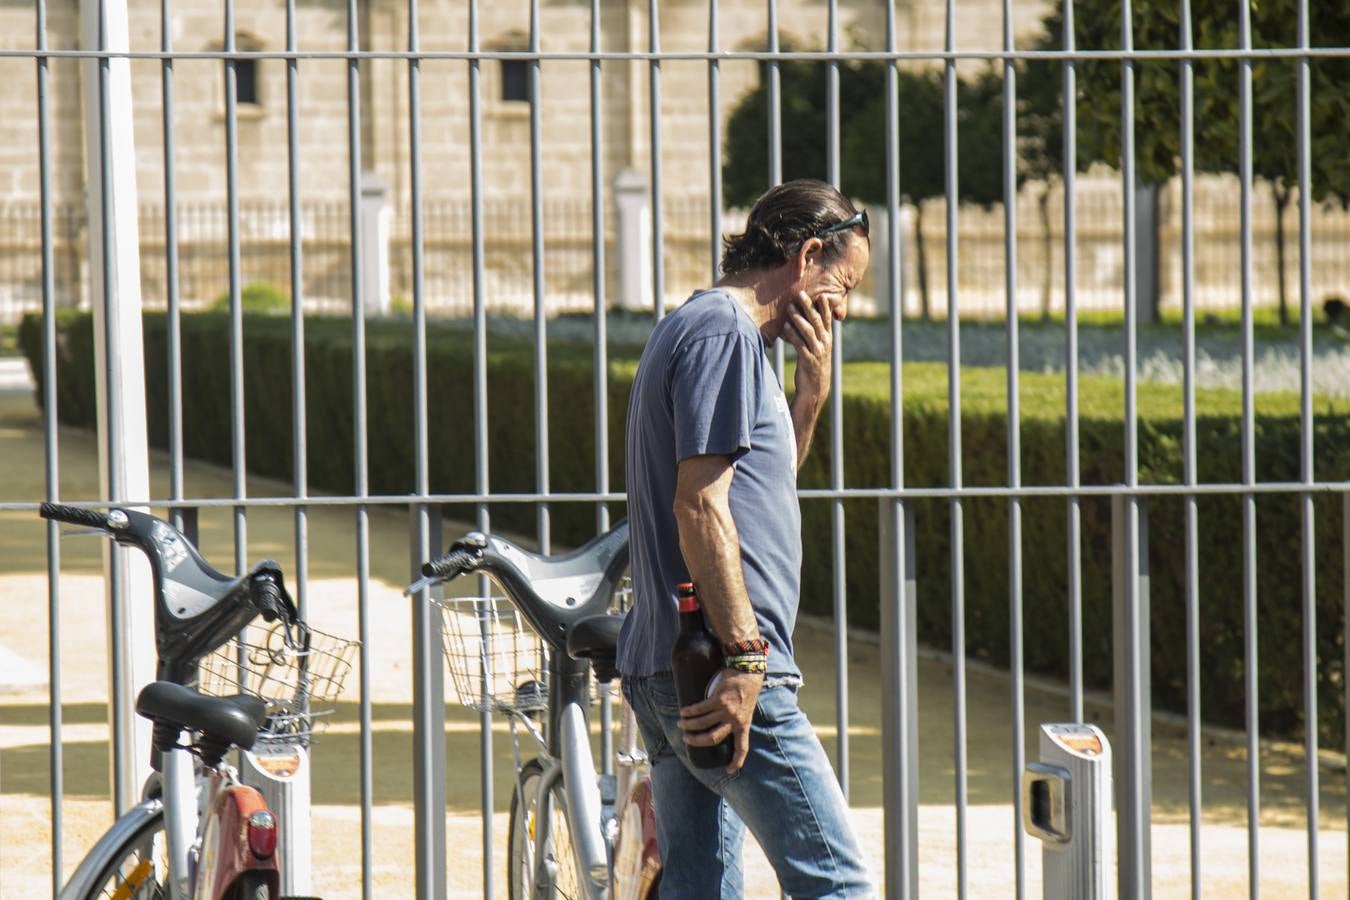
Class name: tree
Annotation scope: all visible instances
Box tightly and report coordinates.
[722,55,1007,319]
[1018,0,1350,324]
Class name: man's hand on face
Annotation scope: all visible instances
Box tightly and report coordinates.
[676,668,765,774]
[783,290,835,411]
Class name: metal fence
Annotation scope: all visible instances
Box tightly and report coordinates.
[5,176,1349,324]
[6,0,1350,898]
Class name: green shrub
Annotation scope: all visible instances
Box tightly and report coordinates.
[17,311,1350,750]
[208,282,291,314]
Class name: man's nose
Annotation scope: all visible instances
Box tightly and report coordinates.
[832,298,848,322]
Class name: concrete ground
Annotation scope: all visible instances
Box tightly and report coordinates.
[0,382,1346,898]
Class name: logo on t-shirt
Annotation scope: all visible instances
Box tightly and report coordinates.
[773,390,797,472]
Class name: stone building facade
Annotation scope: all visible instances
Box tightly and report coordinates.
[2,0,1052,208]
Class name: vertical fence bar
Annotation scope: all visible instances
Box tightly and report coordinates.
[1237,0,1260,893]
[1295,0,1317,891]
[943,0,967,891]
[1001,5,1025,893]
[284,0,308,625]
[407,0,447,894]
[1114,493,1152,899]
[648,0,665,321]
[766,0,785,380]
[467,2,495,893]
[1178,0,1202,891]
[529,0,550,556]
[824,0,849,799]
[881,0,915,889]
[223,0,247,576]
[1344,493,1349,885]
[343,1,374,894]
[589,0,614,775]
[37,0,63,887]
[879,501,918,900]
[1062,0,1084,727]
[1119,0,1152,894]
[161,0,184,533]
[707,0,721,281]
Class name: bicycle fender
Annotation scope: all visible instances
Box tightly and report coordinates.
[194,784,280,900]
[613,777,661,900]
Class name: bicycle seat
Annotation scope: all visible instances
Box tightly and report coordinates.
[566,613,624,682]
[137,681,267,753]
[442,522,630,652]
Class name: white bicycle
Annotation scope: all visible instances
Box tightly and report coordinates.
[43,502,355,900]
[408,520,662,900]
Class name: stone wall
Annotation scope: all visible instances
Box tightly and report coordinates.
[1,0,1055,211]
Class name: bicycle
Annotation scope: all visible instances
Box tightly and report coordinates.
[407,520,660,900]
[41,502,355,900]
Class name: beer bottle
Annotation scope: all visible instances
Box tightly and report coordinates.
[670,582,734,769]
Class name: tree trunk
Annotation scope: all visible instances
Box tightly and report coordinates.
[1273,184,1291,327]
[915,203,930,321]
[1039,187,1053,320]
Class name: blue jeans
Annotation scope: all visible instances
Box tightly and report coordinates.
[621,672,874,900]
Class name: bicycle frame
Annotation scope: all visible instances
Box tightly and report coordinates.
[521,649,656,900]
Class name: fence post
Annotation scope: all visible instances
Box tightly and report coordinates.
[879,497,919,899]
[361,172,391,316]
[79,0,156,815]
[614,167,653,312]
[1112,493,1151,898]
[412,504,446,899]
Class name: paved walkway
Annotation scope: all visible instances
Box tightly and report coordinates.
[0,384,1345,897]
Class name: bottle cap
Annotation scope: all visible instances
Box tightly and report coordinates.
[676,582,699,613]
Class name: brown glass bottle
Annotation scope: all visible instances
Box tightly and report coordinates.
[670,582,734,769]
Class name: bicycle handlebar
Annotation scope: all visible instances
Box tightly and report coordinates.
[420,548,480,580]
[40,502,111,531]
[41,501,300,680]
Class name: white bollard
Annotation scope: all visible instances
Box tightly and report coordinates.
[614,168,653,312]
[1023,723,1114,900]
[242,743,313,896]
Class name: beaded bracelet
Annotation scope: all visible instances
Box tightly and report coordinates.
[725,653,768,675]
[723,637,770,658]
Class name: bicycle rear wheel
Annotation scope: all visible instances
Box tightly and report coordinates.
[508,757,583,900]
[68,804,169,900]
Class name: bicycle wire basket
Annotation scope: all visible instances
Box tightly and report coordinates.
[197,621,359,746]
[435,577,631,716]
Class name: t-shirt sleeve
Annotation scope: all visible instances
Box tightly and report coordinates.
[669,331,763,463]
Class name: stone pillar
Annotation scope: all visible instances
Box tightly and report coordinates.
[614,167,653,312]
[360,172,391,316]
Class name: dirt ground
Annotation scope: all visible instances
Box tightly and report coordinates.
[1,387,1346,898]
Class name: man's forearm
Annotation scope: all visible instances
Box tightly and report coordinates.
[674,497,761,647]
[790,391,826,470]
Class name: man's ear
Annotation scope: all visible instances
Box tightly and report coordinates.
[794,237,823,281]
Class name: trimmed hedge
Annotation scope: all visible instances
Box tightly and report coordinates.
[19,312,1350,748]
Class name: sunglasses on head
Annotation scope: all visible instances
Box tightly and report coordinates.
[815,208,869,239]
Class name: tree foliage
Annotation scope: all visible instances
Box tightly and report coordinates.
[1020,0,1350,203]
[1018,0,1350,322]
[722,55,1007,316]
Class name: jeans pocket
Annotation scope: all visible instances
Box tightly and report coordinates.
[645,673,682,715]
[754,682,801,727]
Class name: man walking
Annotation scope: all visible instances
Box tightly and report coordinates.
[619,178,874,898]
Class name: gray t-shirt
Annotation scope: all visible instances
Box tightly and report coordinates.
[618,289,803,678]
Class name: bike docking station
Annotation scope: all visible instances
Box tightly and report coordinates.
[241,741,313,897]
[1022,723,1114,899]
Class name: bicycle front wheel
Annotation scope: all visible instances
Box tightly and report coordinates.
[508,757,583,900]
[60,800,169,900]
